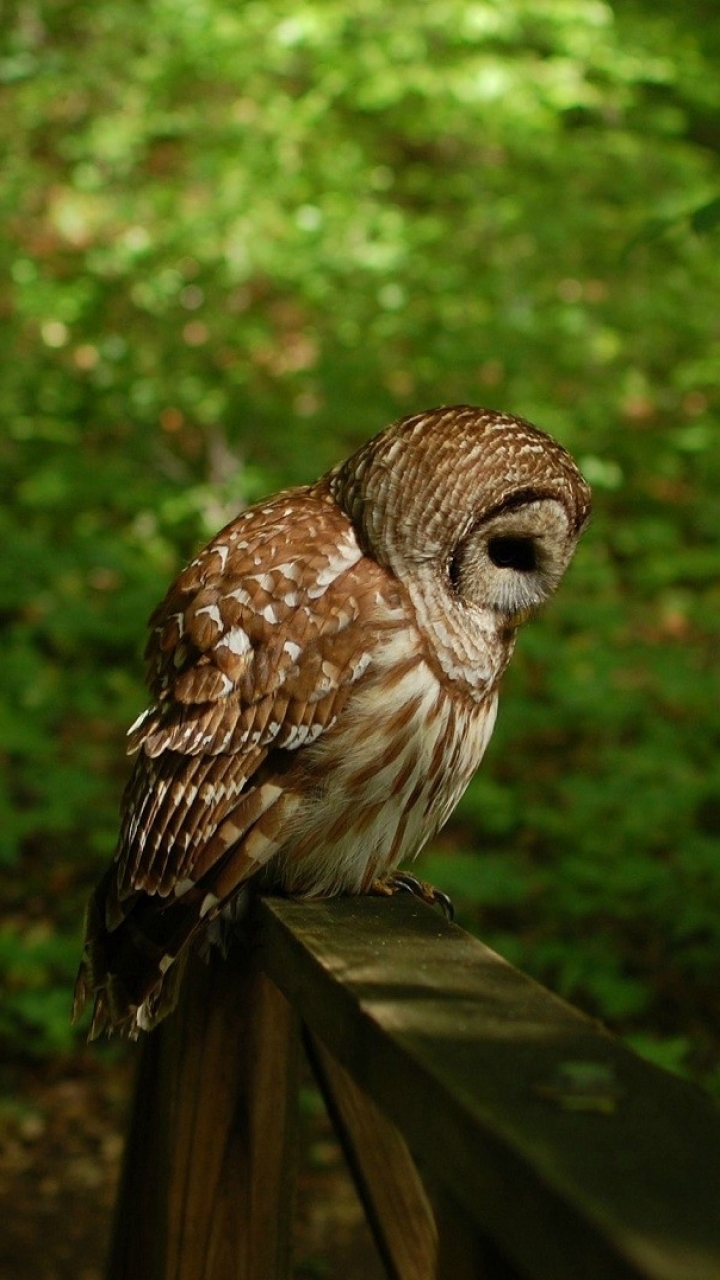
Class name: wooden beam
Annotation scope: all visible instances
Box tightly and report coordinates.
[108,945,301,1280]
[255,894,720,1280]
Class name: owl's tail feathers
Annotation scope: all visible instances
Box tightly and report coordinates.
[73,950,188,1041]
[72,867,202,1040]
[73,776,293,1038]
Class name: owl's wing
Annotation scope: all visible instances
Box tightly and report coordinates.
[76,485,406,1035]
[117,484,400,900]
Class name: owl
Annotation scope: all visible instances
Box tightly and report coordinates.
[74,405,590,1038]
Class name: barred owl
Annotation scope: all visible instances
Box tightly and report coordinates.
[74,405,590,1037]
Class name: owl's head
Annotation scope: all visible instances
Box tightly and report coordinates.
[329,404,591,625]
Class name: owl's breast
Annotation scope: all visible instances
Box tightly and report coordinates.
[269,638,498,897]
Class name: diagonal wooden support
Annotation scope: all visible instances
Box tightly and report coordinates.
[304,1028,438,1280]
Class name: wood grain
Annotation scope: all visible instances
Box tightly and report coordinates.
[108,944,300,1280]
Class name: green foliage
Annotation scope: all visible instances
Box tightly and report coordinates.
[0,922,81,1057]
[1,0,719,1087]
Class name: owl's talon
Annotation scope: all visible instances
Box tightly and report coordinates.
[431,887,455,922]
[370,873,454,921]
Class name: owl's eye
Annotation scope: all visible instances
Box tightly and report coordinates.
[487,535,538,573]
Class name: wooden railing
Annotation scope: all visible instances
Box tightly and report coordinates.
[108,895,720,1280]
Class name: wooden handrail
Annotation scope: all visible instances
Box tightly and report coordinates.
[109,895,720,1280]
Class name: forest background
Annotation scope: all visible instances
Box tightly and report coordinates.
[2,0,720,1149]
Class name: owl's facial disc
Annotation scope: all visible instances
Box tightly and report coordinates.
[449,497,576,621]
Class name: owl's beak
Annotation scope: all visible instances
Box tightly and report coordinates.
[504,605,538,630]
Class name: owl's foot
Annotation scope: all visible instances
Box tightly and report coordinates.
[369,873,454,921]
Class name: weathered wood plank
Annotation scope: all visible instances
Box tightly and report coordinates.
[108,946,300,1280]
[255,894,720,1280]
[305,1030,437,1280]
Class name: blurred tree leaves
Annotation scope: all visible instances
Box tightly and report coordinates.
[1,0,719,1084]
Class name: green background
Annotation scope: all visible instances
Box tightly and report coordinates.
[1,0,719,1093]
